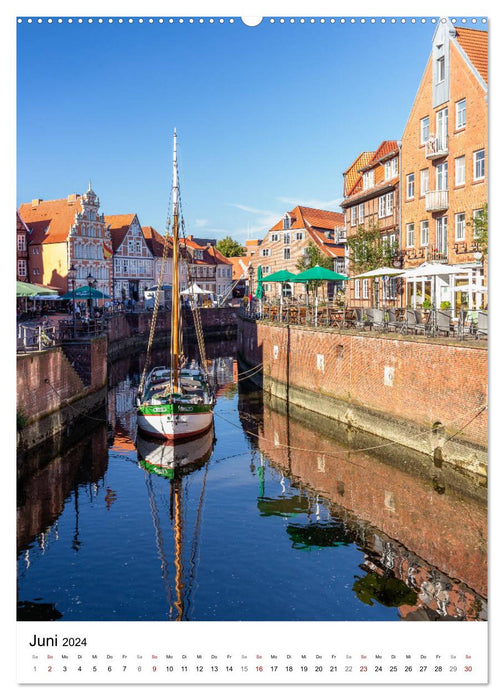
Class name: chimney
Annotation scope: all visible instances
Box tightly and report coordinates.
[67,193,79,204]
[31,198,43,207]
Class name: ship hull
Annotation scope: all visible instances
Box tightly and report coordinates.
[137,403,213,441]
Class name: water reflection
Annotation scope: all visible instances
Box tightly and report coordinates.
[241,387,487,621]
[16,342,486,622]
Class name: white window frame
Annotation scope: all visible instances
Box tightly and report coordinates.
[260,248,271,257]
[436,56,445,83]
[283,232,291,245]
[358,203,365,224]
[436,161,448,191]
[384,157,398,180]
[295,231,304,241]
[420,220,429,247]
[420,116,430,144]
[455,212,466,241]
[473,150,485,181]
[283,247,291,260]
[270,233,279,242]
[350,207,356,226]
[420,169,429,197]
[456,98,466,129]
[362,279,369,300]
[17,259,27,277]
[455,156,466,186]
[406,173,415,199]
[406,223,415,248]
[363,170,374,190]
[354,279,361,299]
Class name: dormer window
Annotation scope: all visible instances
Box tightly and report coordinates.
[283,214,291,230]
[363,170,374,190]
[436,56,445,83]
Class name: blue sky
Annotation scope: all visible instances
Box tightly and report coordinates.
[16,15,488,243]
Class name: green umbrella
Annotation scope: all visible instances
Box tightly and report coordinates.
[61,285,111,300]
[294,264,348,281]
[255,265,264,300]
[16,281,59,297]
[261,269,298,282]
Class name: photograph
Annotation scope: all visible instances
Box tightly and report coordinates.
[15,10,488,684]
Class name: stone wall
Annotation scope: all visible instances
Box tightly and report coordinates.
[238,318,487,473]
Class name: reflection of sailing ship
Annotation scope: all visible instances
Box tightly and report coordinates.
[138,428,214,620]
[137,426,214,479]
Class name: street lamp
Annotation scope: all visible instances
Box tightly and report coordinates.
[87,271,97,312]
[68,264,77,337]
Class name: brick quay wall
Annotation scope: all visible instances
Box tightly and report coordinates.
[238,317,488,476]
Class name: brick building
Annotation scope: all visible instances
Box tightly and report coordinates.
[104,213,155,302]
[341,142,401,307]
[249,206,345,297]
[400,21,487,310]
[142,225,174,288]
[181,236,233,299]
[16,210,29,281]
[18,183,113,297]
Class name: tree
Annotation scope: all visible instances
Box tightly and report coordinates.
[470,203,488,256]
[216,236,246,257]
[347,224,399,275]
[295,241,332,272]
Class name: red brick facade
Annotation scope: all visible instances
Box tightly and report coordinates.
[400,23,487,309]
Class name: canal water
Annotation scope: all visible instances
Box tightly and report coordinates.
[17,341,487,623]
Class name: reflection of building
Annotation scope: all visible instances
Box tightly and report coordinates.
[249,391,487,613]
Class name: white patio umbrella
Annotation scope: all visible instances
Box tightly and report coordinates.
[180,283,213,295]
[351,266,404,307]
[447,284,487,293]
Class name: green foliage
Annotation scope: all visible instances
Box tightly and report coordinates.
[470,203,488,256]
[440,301,451,310]
[216,236,246,258]
[422,299,432,309]
[295,241,333,272]
[347,224,398,274]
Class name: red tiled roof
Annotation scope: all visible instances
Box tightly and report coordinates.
[343,152,374,196]
[142,226,171,257]
[19,196,82,244]
[104,214,136,252]
[365,140,399,167]
[227,255,251,280]
[455,27,488,84]
[270,206,343,232]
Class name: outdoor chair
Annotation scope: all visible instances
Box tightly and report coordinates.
[406,309,426,334]
[354,307,372,330]
[436,310,452,337]
[456,310,473,340]
[386,308,404,333]
[370,308,387,332]
[476,311,488,339]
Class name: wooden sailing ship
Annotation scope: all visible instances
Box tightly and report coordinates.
[137,129,215,440]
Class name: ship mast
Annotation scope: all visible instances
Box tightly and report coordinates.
[170,128,180,394]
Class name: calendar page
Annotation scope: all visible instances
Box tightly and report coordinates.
[12,0,493,693]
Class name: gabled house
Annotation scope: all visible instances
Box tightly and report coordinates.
[249,206,345,296]
[18,183,113,297]
[341,142,401,307]
[104,214,155,302]
[400,20,487,310]
[142,225,174,289]
[16,210,30,281]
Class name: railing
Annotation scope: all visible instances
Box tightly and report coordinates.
[17,324,58,352]
[425,189,449,212]
[239,301,487,340]
[425,134,449,159]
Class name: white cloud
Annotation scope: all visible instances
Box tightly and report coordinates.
[194,218,208,227]
[226,202,279,239]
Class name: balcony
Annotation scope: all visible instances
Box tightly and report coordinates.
[425,134,449,159]
[425,189,449,212]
